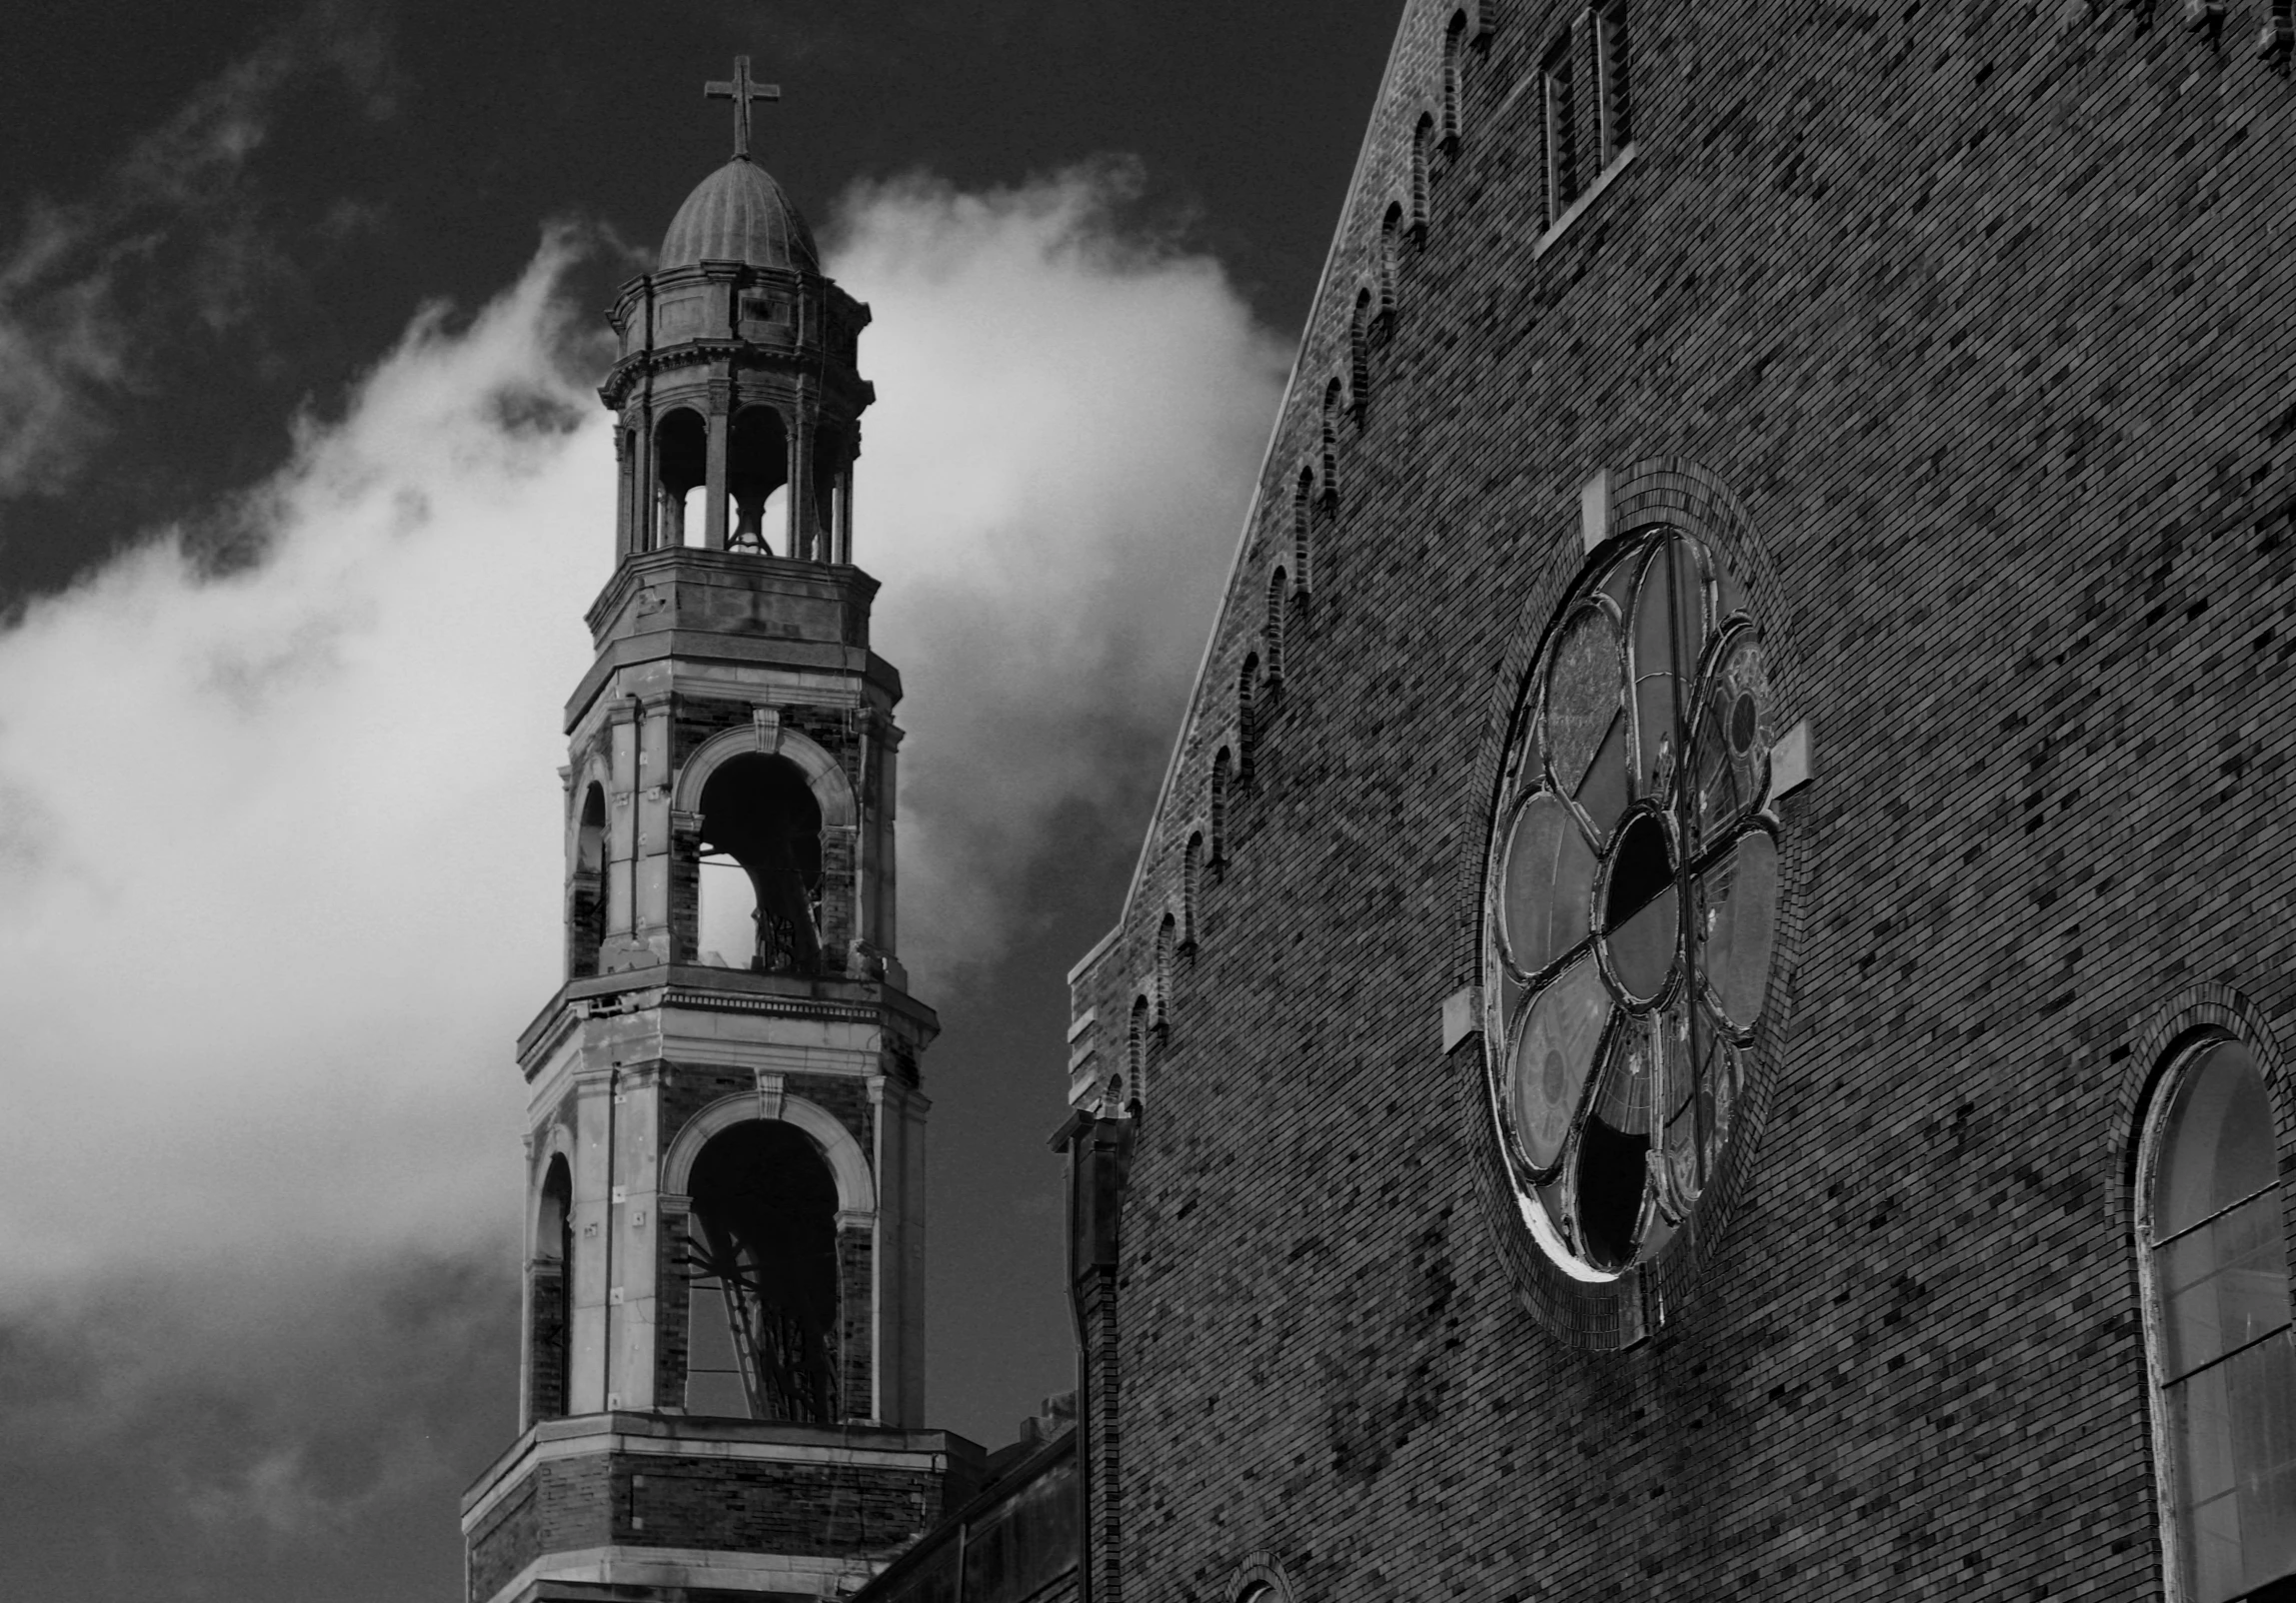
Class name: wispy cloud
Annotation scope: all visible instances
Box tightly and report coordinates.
[832,162,1288,984]
[0,0,395,499]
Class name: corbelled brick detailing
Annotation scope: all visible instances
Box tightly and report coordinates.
[1068,0,2296,1597]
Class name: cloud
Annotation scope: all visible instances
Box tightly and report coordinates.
[830,162,1288,983]
[0,0,395,498]
[0,162,1278,1571]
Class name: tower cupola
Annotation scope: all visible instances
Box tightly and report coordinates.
[600,55,870,563]
[659,158,820,273]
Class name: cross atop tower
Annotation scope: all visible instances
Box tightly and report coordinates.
[706,56,781,161]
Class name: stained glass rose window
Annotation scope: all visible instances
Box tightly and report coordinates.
[1480,526,1781,1281]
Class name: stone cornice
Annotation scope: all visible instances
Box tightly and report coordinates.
[518,965,940,1071]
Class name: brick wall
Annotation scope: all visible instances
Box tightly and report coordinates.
[1078,0,2296,1598]
[467,1438,973,1600]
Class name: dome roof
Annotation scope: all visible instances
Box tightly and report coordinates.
[658,157,818,273]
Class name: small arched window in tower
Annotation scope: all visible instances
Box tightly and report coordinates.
[1181,831,1203,947]
[1238,654,1259,785]
[2138,1037,2296,1603]
[1411,115,1434,235]
[1293,468,1315,594]
[1320,382,1341,502]
[1350,291,1372,412]
[1442,11,1468,149]
[1378,204,1402,321]
[1265,569,1288,687]
[654,408,708,550]
[697,753,824,974]
[1155,913,1176,1030]
[1210,748,1232,866]
[529,1154,574,1424]
[728,406,791,556]
[569,784,607,979]
[684,1120,842,1423]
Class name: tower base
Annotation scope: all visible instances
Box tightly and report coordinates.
[463,1413,985,1603]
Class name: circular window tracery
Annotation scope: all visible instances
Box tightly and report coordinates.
[1481,526,1783,1285]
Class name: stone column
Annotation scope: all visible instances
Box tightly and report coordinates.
[614,425,633,562]
[788,406,817,561]
[704,388,731,552]
[835,465,855,564]
[632,693,675,963]
[601,697,642,970]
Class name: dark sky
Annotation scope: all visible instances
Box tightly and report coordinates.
[1,0,1397,607]
[0,3,1396,1600]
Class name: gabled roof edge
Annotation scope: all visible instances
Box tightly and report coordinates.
[1104,2,1420,945]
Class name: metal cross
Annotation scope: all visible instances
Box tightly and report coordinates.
[705,56,781,161]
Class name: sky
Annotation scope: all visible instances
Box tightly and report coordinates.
[0,2,1398,1599]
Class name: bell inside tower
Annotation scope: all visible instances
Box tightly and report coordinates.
[728,406,790,555]
[696,754,824,972]
[681,1120,842,1423]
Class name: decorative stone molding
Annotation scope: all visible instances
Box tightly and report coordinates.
[673,719,857,827]
[658,1089,877,1219]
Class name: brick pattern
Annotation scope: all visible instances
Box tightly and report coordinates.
[467,1448,959,1599]
[1070,0,2296,1597]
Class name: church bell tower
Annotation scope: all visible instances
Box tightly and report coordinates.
[462,61,983,1603]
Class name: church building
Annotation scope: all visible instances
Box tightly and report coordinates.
[1062,1,2296,1601]
[466,0,2296,1598]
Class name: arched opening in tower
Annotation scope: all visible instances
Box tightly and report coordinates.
[568,784,607,978]
[696,753,824,973]
[682,1120,842,1423]
[728,405,790,555]
[654,408,707,549]
[530,1154,574,1423]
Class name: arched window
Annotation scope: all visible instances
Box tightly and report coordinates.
[1155,914,1176,1029]
[728,406,790,556]
[697,753,823,974]
[1320,381,1341,501]
[1265,569,1288,688]
[1292,469,1315,594]
[1411,115,1434,235]
[1181,831,1203,946]
[1210,749,1232,867]
[529,1154,574,1424]
[1378,204,1402,319]
[1128,994,1150,1108]
[1238,654,1259,785]
[1442,11,1468,148]
[683,1120,842,1423]
[569,784,607,979]
[1350,290,1372,412]
[2139,1037,2296,1603]
[654,408,707,550]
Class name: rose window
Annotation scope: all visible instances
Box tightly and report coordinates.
[1480,526,1782,1282]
